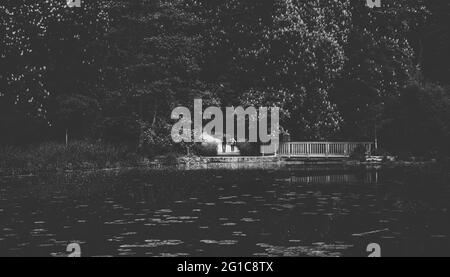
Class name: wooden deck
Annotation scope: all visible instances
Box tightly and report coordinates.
[278,142,373,158]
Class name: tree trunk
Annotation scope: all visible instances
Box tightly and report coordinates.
[65,128,69,148]
[152,100,158,127]
[138,98,144,149]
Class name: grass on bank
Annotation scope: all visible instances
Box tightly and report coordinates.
[0,141,142,175]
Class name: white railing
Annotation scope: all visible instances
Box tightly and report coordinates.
[278,142,373,157]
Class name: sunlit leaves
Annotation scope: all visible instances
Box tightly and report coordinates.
[0,0,110,119]
[195,0,352,139]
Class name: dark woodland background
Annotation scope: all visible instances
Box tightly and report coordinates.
[0,0,449,162]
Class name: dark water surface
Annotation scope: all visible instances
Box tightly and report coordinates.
[0,164,449,257]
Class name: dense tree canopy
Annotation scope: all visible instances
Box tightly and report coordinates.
[0,0,448,156]
[0,0,109,115]
[331,0,428,139]
[0,0,109,143]
[194,0,352,139]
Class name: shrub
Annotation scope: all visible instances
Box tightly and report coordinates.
[163,153,179,165]
[237,142,260,156]
[381,83,450,158]
[397,151,413,161]
[350,144,367,161]
[193,142,218,156]
[371,148,391,157]
[0,140,141,174]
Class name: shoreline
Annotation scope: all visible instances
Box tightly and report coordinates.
[0,156,442,178]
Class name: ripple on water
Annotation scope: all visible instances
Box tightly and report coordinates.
[256,242,352,257]
[145,239,184,246]
[156,209,172,213]
[431,235,447,238]
[108,237,124,242]
[279,204,296,210]
[241,218,260,223]
[200,240,238,245]
[120,239,183,249]
[121,232,137,236]
[219,196,237,200]
[223,201,247,205]
[232,231,247,237]
[104,220,131,225]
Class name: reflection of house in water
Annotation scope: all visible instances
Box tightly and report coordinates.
[289,172,379,185]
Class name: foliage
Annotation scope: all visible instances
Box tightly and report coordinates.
[420,0,450,84]
[0,0,110,119]
[236,142,260,156]
[371,148,392,157]
[331,0,428,140]
[0,1,449,159]
[193,142,218,156]
[349,144,367,161]
[0,140,141,175]
[55,94,100,137]
[101,0,220,149]
[163,152,180,165]
[381,83,450,157]
[195,0,352,139]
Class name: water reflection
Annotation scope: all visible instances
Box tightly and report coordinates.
[289,172,379,185]
[0,165,449,257]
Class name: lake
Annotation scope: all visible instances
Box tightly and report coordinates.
[0,164,449,257]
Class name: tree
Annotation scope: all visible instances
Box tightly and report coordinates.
[0,0,110,141]
[102,0,219,152]
[0,0,109,116]
[194,0,352,139]
[420,0,450,84]
[54,94,100,145]
[331,0,427,140]
[382,83,450,156]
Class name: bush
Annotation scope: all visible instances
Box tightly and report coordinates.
[397,151,413,161]
[0,140,141,174]
[237,142,260,156]
[381,83,450,158]
[193,142,218,156]
[371,148,391,157]
[350,144,367,161]
[163,153,179,165]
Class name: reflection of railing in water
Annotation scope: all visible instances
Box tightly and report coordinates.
[278,142,373,158]
[289,172,379,185]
